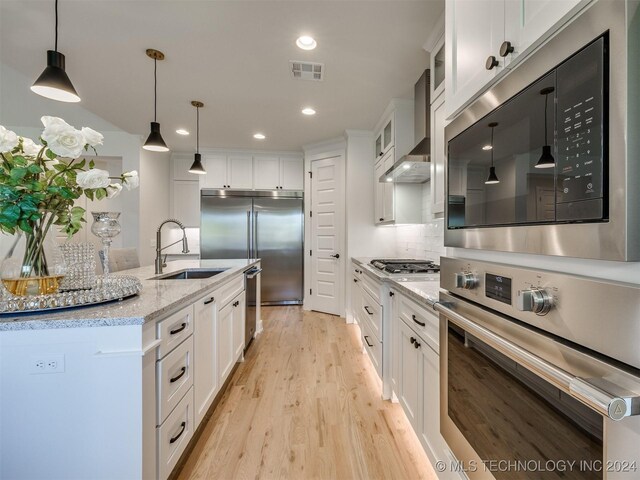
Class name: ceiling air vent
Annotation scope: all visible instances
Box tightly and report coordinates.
[290,61,324,81]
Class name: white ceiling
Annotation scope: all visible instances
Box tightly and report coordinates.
[0,0,444,152]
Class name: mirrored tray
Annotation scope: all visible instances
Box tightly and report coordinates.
[0,275,142,314]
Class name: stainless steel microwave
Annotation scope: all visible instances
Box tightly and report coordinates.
[444,0,640,261]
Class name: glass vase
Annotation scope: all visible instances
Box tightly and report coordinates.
[91,212,122,275]
[0,232,66,296]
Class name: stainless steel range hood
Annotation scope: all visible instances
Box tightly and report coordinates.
[379,69,431,183]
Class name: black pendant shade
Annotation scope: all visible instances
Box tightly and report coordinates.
[485,166,500,184]
[188,100,206,174]
[31,0,81,103]
[189,153,206,175]
[536,145,556,168]
[485,122,500,184]
[143,49,169,153]
[144,122,169,152]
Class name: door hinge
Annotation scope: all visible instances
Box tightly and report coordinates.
[309,171,313,178]
[310,250,312,256]
[310,288,312,295]
[310,210,313,217]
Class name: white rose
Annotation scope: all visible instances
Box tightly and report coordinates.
[81,127,103,147]
[0,125,19,153]
[76,168,110,189]
[41,116,71,129]
[122,170,139,190]
[106,183,123,199]
[21,137,43,157]
[42,121,86,159]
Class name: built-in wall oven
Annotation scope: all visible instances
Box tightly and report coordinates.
[444,0,640,261]
[436,257,640,480]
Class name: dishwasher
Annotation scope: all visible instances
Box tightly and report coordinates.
[244,266,262,351]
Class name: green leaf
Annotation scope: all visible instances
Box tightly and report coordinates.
[27,164,43,174]
[10,167,28,181]
[0,204,20,224]
[18,219,33,233]
[46,149,57,160]
[89,159,95,169]
[53,163,66,172]
[85,189,94,201]
[70,206,85,221]
[95,188,107,200]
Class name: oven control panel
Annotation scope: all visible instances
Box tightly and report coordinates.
[515,288,554,314]
[454,272,478,290]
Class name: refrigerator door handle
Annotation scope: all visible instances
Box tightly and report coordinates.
[254,211,259,259]
[247,211,251,260]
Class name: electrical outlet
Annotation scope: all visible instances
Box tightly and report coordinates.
[30,354,65,374]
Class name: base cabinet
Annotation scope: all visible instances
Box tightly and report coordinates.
[193,293,217,425]
[232,291,246,360]
[398,320,422,429]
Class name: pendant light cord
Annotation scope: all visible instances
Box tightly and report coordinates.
[543,93,549,145]
[196,106,200,153]
[490,125,495,167]
[153,58,157,122]
[54,0,59,52]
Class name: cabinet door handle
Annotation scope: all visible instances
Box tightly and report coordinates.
[169,323,187,335]
[364,306,373,315]
[169,422,186,444]
[204,297,214,305]
[330,253,340,259]
[486,55,499,70]
[410,336,416,344]
[169,366,187,383]
[379,218,384,222]
[414,341,421,349]
[354,278,358,283]
[412,314,426,327]
[364,335,374,348]
[499,40,514,57]
[389,292,395,297]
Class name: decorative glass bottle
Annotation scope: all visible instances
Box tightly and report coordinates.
[91,212,122,275]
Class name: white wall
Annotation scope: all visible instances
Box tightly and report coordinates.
[138,150,171,266]
[0,62,142,248]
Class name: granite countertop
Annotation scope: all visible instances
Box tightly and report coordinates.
[351,257,441,308]
[0,259,259,331]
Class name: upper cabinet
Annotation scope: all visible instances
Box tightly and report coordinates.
[201,155,252,190]
[373,99,414,164]
[430,93,447,215]
[445,0,587,119]
[254,155,304,191]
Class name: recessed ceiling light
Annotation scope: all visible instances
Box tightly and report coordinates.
[482,144,493,150]
[176,129,189,135]
[253,133,266,140]
[296,36,317,50]
[301,107,316,116]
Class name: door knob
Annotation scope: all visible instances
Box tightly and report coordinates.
[500,41,514,57]
[486,55,499,70]
[330,253,340,259]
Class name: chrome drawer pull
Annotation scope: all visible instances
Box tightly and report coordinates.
[169,422,186,444]
[169,323,187,335]
[169,366,186,383]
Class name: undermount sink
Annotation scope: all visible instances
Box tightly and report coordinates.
[152,268,229,280]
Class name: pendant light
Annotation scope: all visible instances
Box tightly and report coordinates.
[485,122,500,184]
[143,49,169,152]
[536,86,556,168]
[31,0,81,103]
[188,101,206,175]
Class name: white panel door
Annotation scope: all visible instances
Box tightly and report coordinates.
[217,301,234,385]
[374,162,385,224]
[172,180,200,227]
[399,320,421,430]
[228,155,253,189]
[310,156,344,316]
[504,0,583,67]
[201,155,227,189]
[281,158,304,191]
[253,155,280,190]
[445,0,505,118]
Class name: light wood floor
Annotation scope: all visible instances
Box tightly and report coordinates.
[178,306,437,480]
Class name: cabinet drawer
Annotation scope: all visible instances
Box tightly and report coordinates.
[359,287,382,342]
[157,386,194,480]
[157,335,194,425]
[361,272,381,305]
[352,262,364,279]
[157,304,194,359]
[215,276,244,308]
[361,319,382,379]
[399,295,439,352]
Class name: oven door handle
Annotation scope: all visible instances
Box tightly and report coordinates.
[433,301,636,421]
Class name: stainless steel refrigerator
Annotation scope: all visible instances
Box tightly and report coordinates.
[200,189,304,305]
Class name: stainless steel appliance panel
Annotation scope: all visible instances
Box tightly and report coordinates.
[444,0,640,260]
[244,266,261,350]
[253,198,304,304]
[200,196,252,260]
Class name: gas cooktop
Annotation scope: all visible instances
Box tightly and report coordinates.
[370,259,440,274]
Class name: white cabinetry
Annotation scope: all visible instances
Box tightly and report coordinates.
[398,319,422,429]
[201,154,253,190]
[445,0,586,119]
[232,291,246,360]
[430,93,447,215]
[217,300,234,385]
[172,180,200,227]
[374,150,396,224]
[254,155,304,191]
[193,293,217,425]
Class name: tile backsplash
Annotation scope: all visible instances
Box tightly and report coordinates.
[393,182,445,262]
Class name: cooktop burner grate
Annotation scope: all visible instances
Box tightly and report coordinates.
[370,259,440,274]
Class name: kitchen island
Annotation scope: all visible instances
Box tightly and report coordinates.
[0,258,260,480]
